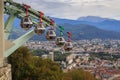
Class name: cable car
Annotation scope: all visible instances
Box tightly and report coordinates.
[64,41,73,51]
[34,22,45,35]
[21,16,33,30]
[46,29,56,40]
[21,4,33,30]
[56,37,65,47]
[55,26,65,47]
[64,32,73,51]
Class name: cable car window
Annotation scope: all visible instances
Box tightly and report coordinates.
[59,38,61,41]
[24,18,28,22]
[50,31,54,34]
[57,39,59,41]
[68,43,70,46]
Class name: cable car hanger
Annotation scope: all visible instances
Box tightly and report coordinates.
[64,32,73,52]
[59,26,64,37]
[46,19,56,40]
[34,11,45,35]
[20,4,33,30]
[55,26,65,47]
[49,19,55,30]
[67,32,72,42]
[39,11,44,23]
[24,4,30,17]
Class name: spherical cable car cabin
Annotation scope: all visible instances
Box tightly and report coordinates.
[34,11,45,35]
[56,37,65,46]
[64,41,73,51]
[34,23,45,35]
[46,28,56,40]
[55,26,65,47]
[46,19,56,40]
[64,32,73,51]
[21,4,33,30]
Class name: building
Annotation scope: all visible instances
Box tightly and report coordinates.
[66,54,74,64]
[48,52,54,61]
[41,54,48,59]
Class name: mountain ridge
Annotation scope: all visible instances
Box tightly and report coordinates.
[52,16,120,33]
[77,16,117,22]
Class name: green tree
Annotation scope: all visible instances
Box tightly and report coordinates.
[8,47,62,80]
[8,47,33,80]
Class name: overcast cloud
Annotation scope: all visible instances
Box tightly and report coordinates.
[14,0,120,20]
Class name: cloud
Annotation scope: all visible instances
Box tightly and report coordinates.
[14,0,120,20]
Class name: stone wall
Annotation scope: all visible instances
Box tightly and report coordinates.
[0,64,12,80]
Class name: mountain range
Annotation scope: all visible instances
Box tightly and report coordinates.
[7,16,120,40]
[53,16,120,33]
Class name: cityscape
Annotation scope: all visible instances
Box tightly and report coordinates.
[25,39,120,80]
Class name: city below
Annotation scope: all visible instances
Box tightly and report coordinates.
[24,39,120,80]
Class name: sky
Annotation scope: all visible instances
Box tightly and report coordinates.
[14,0,120,20]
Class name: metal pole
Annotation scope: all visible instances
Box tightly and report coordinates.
[0,0,5,67]
[5,14,16,40]
[5,29,35,57]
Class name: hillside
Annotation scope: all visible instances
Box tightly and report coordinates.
[9,24,120,41]
[61,24,120,40]
[6,15,120,40]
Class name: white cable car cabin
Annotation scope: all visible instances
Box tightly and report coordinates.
[64,41,73,51]
[34,22,45,35]
[21,16,33,30]
[56,37,65,47]
[46,29,56,40]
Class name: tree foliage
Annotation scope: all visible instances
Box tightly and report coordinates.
[8,47,62,80]
[54,51,71,61]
